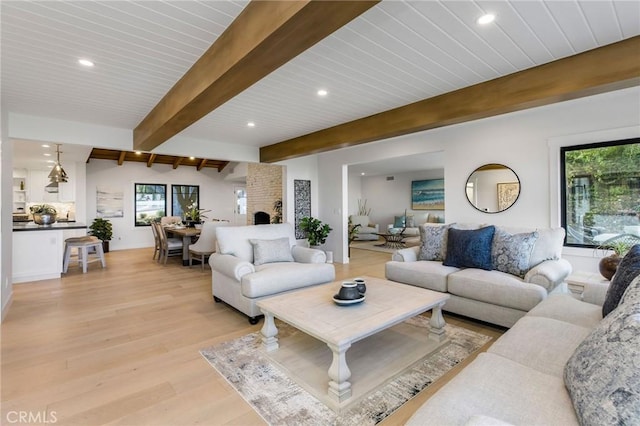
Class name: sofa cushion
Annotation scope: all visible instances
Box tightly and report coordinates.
[385,260,459,292]
[241,262,335,298]
[448,268,546,311]
[602,244,640,316]
[417,224,449,261]
[491,229,538,278]
[444,226,496,270]
[249,237,294,266]
[564,276,640,426]
[488,316,592,378]
[405,353,578,426]
[527,293,603,329]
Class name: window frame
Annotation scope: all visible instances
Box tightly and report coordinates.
[134,183,167,227]
[171,184,199,218]
[560,137,640,249]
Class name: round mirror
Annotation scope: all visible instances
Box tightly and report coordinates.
[465,163,520,213]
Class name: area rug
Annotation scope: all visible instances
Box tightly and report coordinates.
[200,316,491,426]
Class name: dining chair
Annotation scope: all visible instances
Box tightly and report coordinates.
[155,222,183,264]
[188,221,230,270]
[160,216,182,226]
[150,220,161,260]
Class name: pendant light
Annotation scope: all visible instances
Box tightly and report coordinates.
[48,144,68,183]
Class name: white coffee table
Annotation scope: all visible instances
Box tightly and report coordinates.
[257,277,449,405]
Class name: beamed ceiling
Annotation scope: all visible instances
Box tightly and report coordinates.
[87,148,229,172]
[2,1,639,166]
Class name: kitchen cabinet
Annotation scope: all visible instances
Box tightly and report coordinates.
[12,177,27,213]
[27,162,75,203]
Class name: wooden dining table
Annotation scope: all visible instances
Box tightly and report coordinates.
[164,226,201,266]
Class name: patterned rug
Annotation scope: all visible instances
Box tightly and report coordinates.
[200,315,491,426]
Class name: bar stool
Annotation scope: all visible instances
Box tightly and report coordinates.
[63,236,106,273]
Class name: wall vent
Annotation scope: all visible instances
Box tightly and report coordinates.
[386,176,395,181]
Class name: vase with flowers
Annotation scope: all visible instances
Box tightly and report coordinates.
[184,202,210,227]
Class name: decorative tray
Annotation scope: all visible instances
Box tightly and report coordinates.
[332,294,365,306]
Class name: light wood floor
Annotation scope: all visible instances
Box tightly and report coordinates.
[1,247,504,425]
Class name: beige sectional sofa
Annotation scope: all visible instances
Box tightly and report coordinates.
[406,266,640,425]
[386,223,572,327]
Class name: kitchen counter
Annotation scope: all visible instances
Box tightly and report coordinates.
[13,223,89,283]
[13,222,86,231]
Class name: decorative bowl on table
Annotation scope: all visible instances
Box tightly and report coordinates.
[333,281,365,305]
[388,228,402,235]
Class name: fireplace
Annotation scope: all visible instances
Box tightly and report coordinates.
[254,211,270,225]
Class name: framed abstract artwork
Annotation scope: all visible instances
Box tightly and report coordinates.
[412,179,444,210]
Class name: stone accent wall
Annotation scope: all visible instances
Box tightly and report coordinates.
[246,163,284,225]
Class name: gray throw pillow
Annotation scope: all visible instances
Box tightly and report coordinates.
[564,274,640,425]
[418,225,449,261]
[602,244,640,317]
[491,228,538,278]
[249,237,294,266]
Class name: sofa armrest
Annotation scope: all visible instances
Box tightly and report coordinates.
[582,281,610,306]
[524,258,572,292]
[391,246,420,262]
[210,253,255,281]
[292,245,326,263]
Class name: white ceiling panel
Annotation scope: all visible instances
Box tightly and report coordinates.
[2,0,638,172]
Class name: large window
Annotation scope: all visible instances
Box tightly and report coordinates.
[171,185,199,218]
[135,183,166,226]
[561,138,640,248]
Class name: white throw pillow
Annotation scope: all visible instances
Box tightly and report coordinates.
[249,237,294,266]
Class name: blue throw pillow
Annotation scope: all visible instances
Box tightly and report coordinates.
[602,244,640,317]
[443,226,496,270]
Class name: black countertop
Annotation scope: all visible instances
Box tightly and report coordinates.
[13,222,88,232]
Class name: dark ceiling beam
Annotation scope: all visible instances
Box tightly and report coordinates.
[132,0,378,152]
[260,36,640,163]
[146,154,156,168]
[117,151,126,166]
[172,157,183,169]
[197,159,208,171]
[217,161,229,172]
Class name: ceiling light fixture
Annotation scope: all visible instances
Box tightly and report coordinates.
[47,144,68,184]
[43,153,51,157]
[247,122,255,128]
[78,58,95,67]
[189,156,195,160]
[42,144,50,148]
[317,89,328,97]
[135,151,142,155]
[477,13,495,25]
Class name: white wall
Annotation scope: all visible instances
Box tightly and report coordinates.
[354,169,445,228]
[1,106,13,322]
[317,86,640,264]
[85,159,237,251]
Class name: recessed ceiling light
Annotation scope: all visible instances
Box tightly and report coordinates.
[42,144,50,148]
[361,172,366,176]
[78,58,95,67]
[317,89,328,97]
[189,156,195,160]
[247,122,255,128]
[477,13,495,25]
[47,160,55,163]
[43,153,51,157]
[135,151,142,155]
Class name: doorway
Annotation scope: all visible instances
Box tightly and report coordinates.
[234,186,247,225]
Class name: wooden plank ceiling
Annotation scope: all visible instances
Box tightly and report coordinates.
[87,148,229,172]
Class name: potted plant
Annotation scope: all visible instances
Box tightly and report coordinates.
[30,204,57,225]
[596,235,638,279]
[347,217,362,257]
[299,216,332,247]
[89,218,113,252]
[185,202,210,227]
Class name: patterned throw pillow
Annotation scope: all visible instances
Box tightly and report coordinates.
[418,225,449,261]
[602,244,640,317]
[249,237,294,266]
[564,274,640,425]
[443,226,496,270]
[491,228,539,278]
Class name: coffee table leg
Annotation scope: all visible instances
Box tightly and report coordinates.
[327,342,352,403]
[429,302,447,343]
[260,311,279,352]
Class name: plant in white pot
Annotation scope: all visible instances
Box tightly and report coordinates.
[299,216,332,247]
